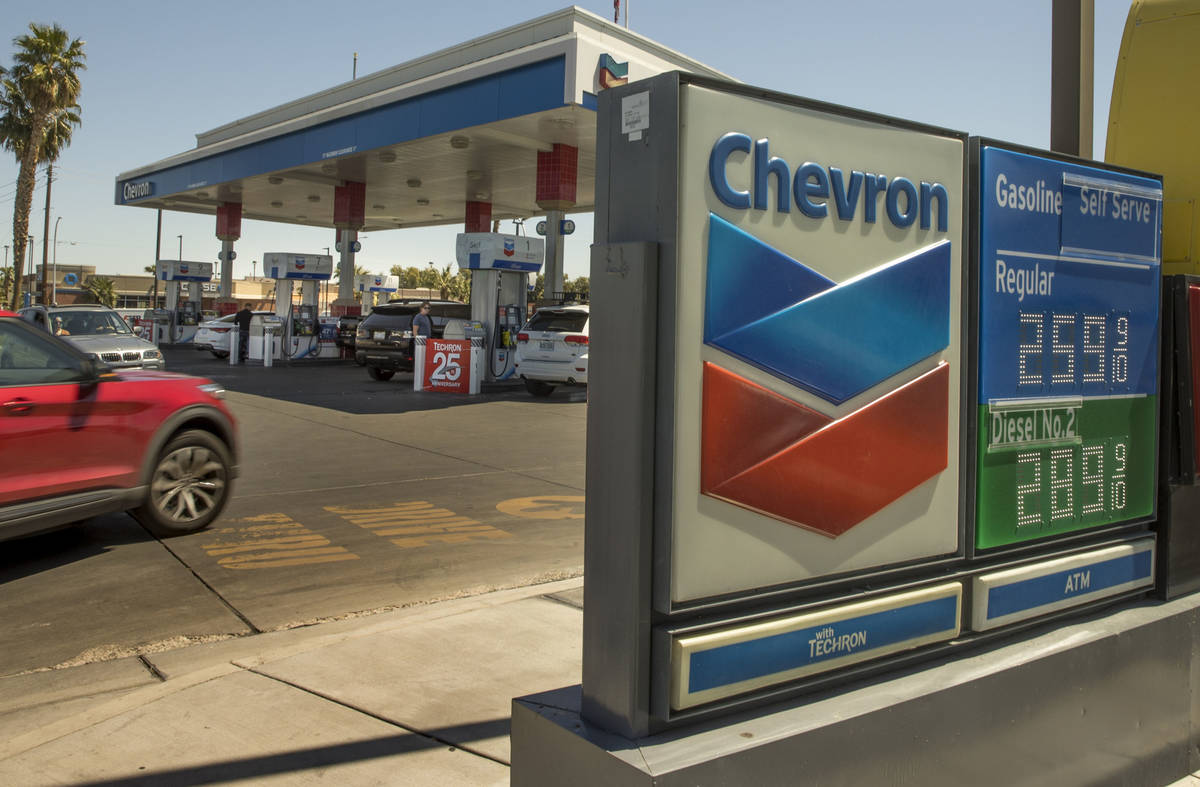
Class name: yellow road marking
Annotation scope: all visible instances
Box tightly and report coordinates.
[202,514,358,569]
[325,500,512,550]
[495,495,585,520]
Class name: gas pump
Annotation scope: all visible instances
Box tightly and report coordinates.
[354,274,399,312]
[263,252,334,360]
[155,260,214,344]
[455,233,544,382]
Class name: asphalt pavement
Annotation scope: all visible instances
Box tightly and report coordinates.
[0,347,589,782]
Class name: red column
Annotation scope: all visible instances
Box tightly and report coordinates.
[536,144,579,210]
[216,202,242,241]
[465,201,492,233]
[334,182,366,228]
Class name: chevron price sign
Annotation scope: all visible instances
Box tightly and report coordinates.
[668,85,967,604]
[974,145,1162,550]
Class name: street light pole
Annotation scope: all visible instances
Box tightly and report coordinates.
[52,216,61,305]
[177,234,183,260]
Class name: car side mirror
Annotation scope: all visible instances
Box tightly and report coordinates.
[80,357,111,385]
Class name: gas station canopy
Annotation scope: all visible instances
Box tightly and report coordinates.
[114,6,730,231]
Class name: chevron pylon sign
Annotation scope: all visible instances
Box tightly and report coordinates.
[701,214,952,537]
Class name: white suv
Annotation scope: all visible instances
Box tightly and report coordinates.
[514,304,589,397]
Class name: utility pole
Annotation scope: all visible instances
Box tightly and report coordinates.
[40,164,52,304]
[154,209,162,308]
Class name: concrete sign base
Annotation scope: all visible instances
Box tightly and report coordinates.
[513,592,1200,786]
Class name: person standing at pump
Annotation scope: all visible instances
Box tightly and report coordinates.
[234,303,254,363]
[412,301,433,340]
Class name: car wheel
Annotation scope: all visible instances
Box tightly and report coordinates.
[368,366,395,381]
[211,350,229,359]
[133,430,233,537]
[524,379,555,397]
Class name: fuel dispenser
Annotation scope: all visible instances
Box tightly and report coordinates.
[354,273,399,311]
[155,260,214,344]
[263,252,335,360]
[455,233,544,382]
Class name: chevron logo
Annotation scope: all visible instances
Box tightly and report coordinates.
[598,54,629,89]
[701,213,951,537]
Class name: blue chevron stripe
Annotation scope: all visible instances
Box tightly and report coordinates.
[705,217,950,404]
[704,214,835,344]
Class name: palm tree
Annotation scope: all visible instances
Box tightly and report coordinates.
[82,275,115,307]
[0,23,86,309]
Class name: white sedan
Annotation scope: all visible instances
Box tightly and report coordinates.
[513,305,589,397]
[194,312,273,358]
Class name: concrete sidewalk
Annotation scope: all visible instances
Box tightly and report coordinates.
[0,578,584,785]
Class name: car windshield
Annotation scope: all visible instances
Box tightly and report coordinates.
[526,310,588,333]
[50,309,132,336]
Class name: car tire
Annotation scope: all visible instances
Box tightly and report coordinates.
[368,366,395,381]
[133,429,233,537]
[524,379,555,397]
[211,350,229,359]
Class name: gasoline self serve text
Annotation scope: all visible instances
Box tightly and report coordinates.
[994,173,1154,223]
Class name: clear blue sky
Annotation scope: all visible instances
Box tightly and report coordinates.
[0,0,1133,281]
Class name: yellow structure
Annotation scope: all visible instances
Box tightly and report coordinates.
[1105,0,1200,273]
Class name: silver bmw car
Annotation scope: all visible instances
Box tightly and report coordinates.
[18,304,165,370]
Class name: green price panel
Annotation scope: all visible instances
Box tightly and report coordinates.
[975,146,1161,549]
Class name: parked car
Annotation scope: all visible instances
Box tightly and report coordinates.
[514,304,589,396]
[194,311,274,358]
[0,310,238,540]
[18,304,165,371]
[356,301,470,381]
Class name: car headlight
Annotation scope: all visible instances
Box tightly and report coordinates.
[197,383,225,399]
[143,349,161,360]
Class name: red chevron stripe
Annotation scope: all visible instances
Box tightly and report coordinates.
[701,363,831,493]
[701,363,949,537]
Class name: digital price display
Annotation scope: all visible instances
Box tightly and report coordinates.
[975,146,1162,549]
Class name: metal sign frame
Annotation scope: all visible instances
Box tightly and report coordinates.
[585,74,1162,738]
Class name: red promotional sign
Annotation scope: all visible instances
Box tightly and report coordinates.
[423,339,472,393]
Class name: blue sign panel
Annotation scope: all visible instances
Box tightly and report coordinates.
[670,583,961,710]
[1060,177,1161,263]
[978,148,1162,402]
[970,539,1154,630]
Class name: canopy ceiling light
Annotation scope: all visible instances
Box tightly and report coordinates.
[450,135,470,149]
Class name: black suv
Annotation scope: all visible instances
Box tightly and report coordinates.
[355,301,470,381]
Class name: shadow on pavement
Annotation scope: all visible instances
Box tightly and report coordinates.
[162,347,587,415]
[0,514,155,585]
[71,717,512,786]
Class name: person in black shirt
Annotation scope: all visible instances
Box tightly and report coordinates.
[234,304,254,363]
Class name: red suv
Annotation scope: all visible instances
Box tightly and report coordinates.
[0,311,237,540]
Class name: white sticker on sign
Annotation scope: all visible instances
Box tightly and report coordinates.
[622,92,650,136]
